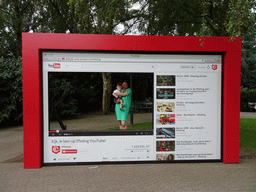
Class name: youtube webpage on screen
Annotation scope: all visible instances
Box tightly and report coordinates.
[42,52,222,163]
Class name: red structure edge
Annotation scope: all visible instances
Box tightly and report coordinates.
[22,33,241,168]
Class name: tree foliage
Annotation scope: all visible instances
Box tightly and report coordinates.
[132,0,255,38]
[48,72,153,118]
[241,29,256,89]
[32,0,79,33]
[68,0,140,34]
[49,73,78,119]
[225,0,255,38]
[1,0,255,58]
[0,0,256,125]
[0,0,37,58]
[0,57,22,126]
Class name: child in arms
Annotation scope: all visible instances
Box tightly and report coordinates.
[113,82,126,111]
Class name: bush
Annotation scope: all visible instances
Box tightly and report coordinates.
[0,57,23,126]
[241,88,256,111]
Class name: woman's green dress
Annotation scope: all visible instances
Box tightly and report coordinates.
[115,88,132,121]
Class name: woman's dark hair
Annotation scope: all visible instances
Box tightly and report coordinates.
[117,82,122,86]
[123,81,128,86]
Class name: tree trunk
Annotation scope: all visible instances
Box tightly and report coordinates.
[102,72,112,115]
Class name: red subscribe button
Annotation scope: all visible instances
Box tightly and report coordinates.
[62,149,77,154]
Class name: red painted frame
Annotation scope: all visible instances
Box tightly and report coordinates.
[22,33,241,168]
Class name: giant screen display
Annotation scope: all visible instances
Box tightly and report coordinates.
[42,52,222,163]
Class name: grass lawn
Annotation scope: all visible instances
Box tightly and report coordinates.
[108,122,152,130]
[240,118,256,153]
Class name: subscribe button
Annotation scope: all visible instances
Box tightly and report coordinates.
[62,149,77,154]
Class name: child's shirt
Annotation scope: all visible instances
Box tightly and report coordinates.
[113,89,123,94]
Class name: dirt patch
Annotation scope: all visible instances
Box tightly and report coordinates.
[1,154,23,163]
[239,150,256,159]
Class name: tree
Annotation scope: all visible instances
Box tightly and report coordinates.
[1,0,255,120]
[102,73,112,114]
[1,0,142,119]
[241,29,256,89]
[128,0,256,84]
[0,0,37,58]
[32,0,79,33]
[68,0,141,114]
[0,0,80,59]
[124,0,255,38]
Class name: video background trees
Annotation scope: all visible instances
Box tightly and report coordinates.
[48,72,153,120]
[49,72,103,119]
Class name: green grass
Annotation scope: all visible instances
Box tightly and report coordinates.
[240,118,256,152]
[108,122,152,130]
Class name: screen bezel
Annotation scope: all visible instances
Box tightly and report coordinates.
[41,50,223,164]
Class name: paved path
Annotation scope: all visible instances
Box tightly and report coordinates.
[240,111,256,118]
[0,126,23,163]
[1,159,256,191]
[0,112,255,191]
[0,113,152,163]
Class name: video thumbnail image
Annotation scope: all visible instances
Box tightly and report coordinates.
[157,102,175,112]
[156,141,175,152]
[156,153,175,161]
[157,75,175,86]
[156,128,175,138]
[156,114,175,125]
[156,88,175,99]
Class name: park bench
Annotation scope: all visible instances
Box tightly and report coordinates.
[248,102,256,112]
[132,102,153,113]
[129,102,153,126]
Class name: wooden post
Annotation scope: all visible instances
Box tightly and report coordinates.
[102,72,112,115]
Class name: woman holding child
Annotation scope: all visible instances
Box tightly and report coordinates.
[113,81,132,130]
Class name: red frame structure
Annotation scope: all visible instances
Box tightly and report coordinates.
[22,33,241,168]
